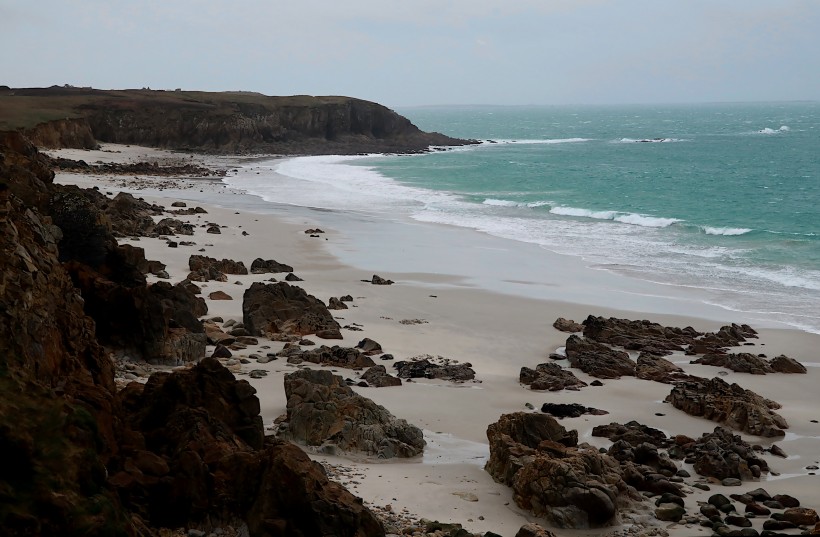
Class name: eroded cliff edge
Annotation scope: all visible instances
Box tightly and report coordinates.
[1,86,473,154]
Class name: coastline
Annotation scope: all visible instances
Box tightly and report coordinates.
[51,144,820,536]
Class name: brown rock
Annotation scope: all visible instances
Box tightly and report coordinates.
[250,257,294,274]
[328,296,348,310]
[783,507,819,526]
[665,377,788,437]
[242,281,341,338]
[515,523,558,537]
[208,290,232,300]
[520,362,588,391]
[279,368,424,458]
[553,317,583,333]
[635,353,693,383]
[769,354,807,374]
[564,335,636,379]
[279,344,376,370]
[691,352,772,374]
[361,365,402,387]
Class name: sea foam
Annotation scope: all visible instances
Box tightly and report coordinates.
[702,226,752,236]
[550,206,680,228]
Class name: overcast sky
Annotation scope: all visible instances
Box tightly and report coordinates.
[2,1,819,107]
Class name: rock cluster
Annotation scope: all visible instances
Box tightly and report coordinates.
[278,344,376,369]
[485,412,639,529]
[665,377,788,437]
[250,257,294,274]
[279,369,425,458]
[187,254,248,281]
[393,356,476,382]
[692,351,807,375]
[564,334,636,379]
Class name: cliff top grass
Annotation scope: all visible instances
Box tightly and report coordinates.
[0,86,367,130]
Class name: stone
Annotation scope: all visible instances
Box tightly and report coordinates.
[242,281,340,338]
[249,258,294,274]
[691,353,772,375]
[328,297,348,310]
[724,514,752,527]
[664,377,788,437]
[655,502,686,522]
[519,362,588,391]
[514,523,558,537]
[783,507,818,526]
[361,365,402,387]
[284,272,303,281]
[540,403,608,419]
[208,291,233,300]
[279,344,376,370]
[552,318,583,333]
[635,353,693,384]
[769,354,807,374]
[370,274,394,285]
[564,334,636,379]
[485,412,640,529]
[279,369,424,458]
[356,337,383,356]
[393,357,475,382]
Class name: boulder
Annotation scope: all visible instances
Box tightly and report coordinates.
[540,403,608,419]
[356,337,383,356]
[635,353,693,384]
[250,257,294,274]
[242,281,341,338]
[553,318,583,333]
[664,377,788,437]
[208,290,232,300]
[279,369,424,458]
[188,254,248,280]
[485,412,639,529]
[279,344,376,370]
[370,274,393,285]
[564,335,636,379]
[783,507,819,526]
[687,427,769,481]
[520,362,588,391]
[691,352,772,375]
[361,365,402,387]
[328,296,348,310]
[769,354,807,374]
[515,523,558,537]
[393,357,475,382]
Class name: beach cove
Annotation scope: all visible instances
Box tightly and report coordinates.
[50,142,820,536]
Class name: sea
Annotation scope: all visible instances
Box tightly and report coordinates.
[226,103,820,333]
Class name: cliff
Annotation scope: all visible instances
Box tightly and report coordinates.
[0,132,385,536]
[1,86,471,154]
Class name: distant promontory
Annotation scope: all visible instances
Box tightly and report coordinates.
[0,86,474,154]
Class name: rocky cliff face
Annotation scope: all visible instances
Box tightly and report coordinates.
[8,87,472,154]
[0,132,386,536]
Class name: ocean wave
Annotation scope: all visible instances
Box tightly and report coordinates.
[757,126,790,134]
[615,137,687,143]
[702,226,753,236]
[482,198,521,207]
[482,138,591,145]
[550,206,680,228]
[526,200,552,208]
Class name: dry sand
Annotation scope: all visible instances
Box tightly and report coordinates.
[52,144,820,536]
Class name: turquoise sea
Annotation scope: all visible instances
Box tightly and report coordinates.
[232,103,820,333]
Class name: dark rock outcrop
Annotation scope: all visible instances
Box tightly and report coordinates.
[393,357,475,382]
[279,369,424,458]
[485,412,639,529]
[769,354,808,374]
[540,403,608,419]
[684,427,769,481]
[242,281,341,338]
[692,352,773,375]
[361,365,402,387]
[278,344,376,370]
[520,362,588,391]
[564,335,636,379]
[250,257,294,274]
[635,353,694,384]
[665,377,788,437]
[188,254,248,282]
[553,318,583,333]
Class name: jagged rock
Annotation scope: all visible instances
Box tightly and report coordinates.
[635,353,693,383]
[361,365,402,387]
[188,254,247,279]
[591,421,669,447]
[356,337,383,356]
[279,369,424,458]
[783,507,819,526]
[564,335,636,378]
[540,403,608,419]
[515,523,558,537]
[769,354,807,374]
[284,272,303,281]
[692,352,772,375]
[243,281,341,338]
[393,357,475,382]
[485,412,639,529]
[153,217,194,236]
[279,344,376,370]
[519,362,588,391]
[370,274,393,285]
[328,296,348,310]
[250,257,294,274]
[665,377,788,437]
[212,344,232,358]
[553,318,583,333]
[683,427,769,481]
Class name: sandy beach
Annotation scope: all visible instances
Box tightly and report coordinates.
[51,143,820,536]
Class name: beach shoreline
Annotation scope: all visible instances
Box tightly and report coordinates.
[51,143,820,536]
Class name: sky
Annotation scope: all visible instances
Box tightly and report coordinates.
[2,0,819,107]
